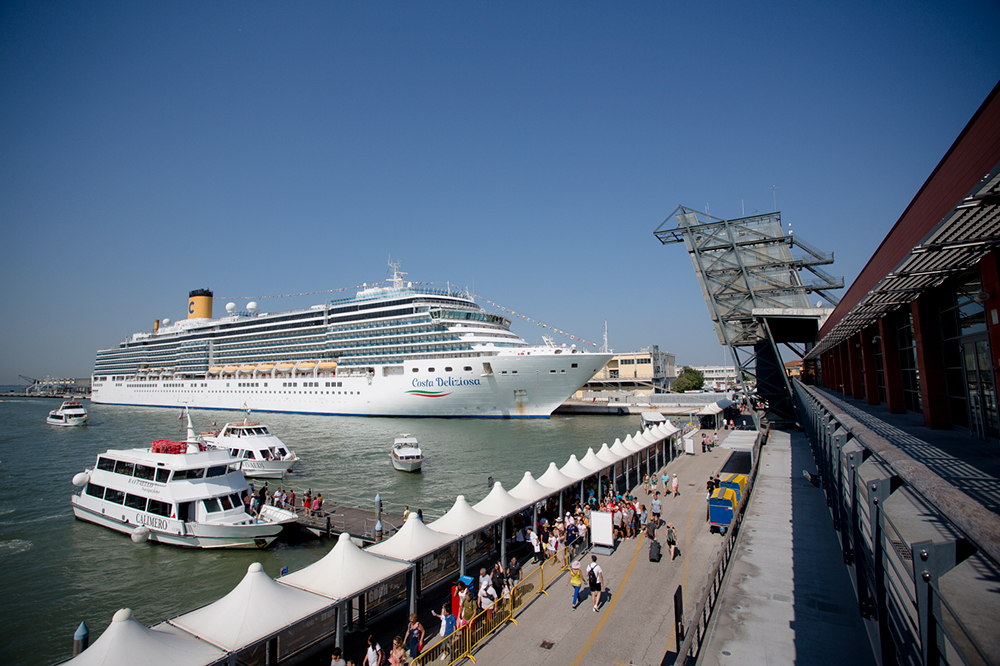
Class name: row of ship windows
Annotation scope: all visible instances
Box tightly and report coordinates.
[96,456,228,482]
[237,381,346,388]
[85,483,245,517]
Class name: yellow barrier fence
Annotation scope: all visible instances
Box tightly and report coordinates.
[410,557,557,665]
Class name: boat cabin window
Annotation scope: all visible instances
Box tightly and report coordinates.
[85,482,106,499]
[114,461,135,476]
[202,498,222,513]
[97,457,116,472]
[245,450,256,459]
[133,464,155,481]
[206,466,228,478]
[219,495,234,510]
[173,468,205,481]
[105,489,125,504]
[125,494,147,511]
[276,448,288,457]
[147,499,171,517]
[155,469,171,484]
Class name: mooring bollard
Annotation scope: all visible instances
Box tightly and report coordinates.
[375,519,383,542]
[73,621,89,655]
[325,515,331,539]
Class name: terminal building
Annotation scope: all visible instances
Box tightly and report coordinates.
[807,81,1000,443]
[690,365,737,391]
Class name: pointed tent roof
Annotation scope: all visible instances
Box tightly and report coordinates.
[68,609,225,666]
[366,513,460,562]
[621,434,644,453]
[579,447,608,472]
[610,437,632,458]
[536,462,575,491]
[596,442,623,464]
[427,495,497,536]
[560,454,593,481]
[473,481,530,517]
[508,471,553,504]
[636,429,658,446]
[658,422,679,438]
[170,563,331,652]
[279,532,411,600]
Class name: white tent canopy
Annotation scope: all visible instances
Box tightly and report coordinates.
[596,442,623,465]
[658,422,680,438]
[638,429,659,446]
[610,437,632,458]
[68,608,225,666]
[279,532,411,600]
[427,495,497,536]
[579,447,609,472]
[508,471,554,504]
[536,462,576,491]
[170,563,331,652]
[622,433,645,453]
[473,481,529,517]
[697,399,733,415]
[560,454,594,481]
[366,513,460,562]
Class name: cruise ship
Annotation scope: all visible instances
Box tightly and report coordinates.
[91,266,612,418]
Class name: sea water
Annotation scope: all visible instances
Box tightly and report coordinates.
[0,397,641,665]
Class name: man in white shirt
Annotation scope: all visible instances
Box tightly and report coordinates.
[586,555,604,611]
[528,526,541,563]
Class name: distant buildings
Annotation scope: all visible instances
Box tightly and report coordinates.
[578,345,675,396]
[690,365,737,391]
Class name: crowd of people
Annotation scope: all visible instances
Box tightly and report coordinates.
[246,481,326,517]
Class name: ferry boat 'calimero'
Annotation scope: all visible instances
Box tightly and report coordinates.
[90,264,612,417]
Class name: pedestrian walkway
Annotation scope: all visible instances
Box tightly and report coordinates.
[698,429,876,665]
[465,429,737,666]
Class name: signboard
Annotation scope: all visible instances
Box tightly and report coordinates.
[590,510,614,547]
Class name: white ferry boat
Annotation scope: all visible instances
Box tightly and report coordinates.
[390,434,423,472]
[70,440,297,548]
[199,411,299,480]
[47,400,89,426]
[90,263,612,418]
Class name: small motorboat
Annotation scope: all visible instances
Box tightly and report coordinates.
[47,400,89,426]
[198,407,299,480]
[390,434,423,472]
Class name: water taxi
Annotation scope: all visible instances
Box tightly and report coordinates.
[70,438,297,549]
[390,434,423,472]
[47,400,89,426]
[199,411,299,480]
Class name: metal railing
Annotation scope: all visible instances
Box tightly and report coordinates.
[794,380,1000,666]
[670,428,766,665]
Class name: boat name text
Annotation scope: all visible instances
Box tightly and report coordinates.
[411,377,481,388]
[135,513,170,530]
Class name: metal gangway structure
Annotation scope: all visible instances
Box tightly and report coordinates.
[655,206,843,422]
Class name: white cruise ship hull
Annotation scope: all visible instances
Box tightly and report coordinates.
[93,350,611,418]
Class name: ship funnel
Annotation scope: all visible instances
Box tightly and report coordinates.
[188,289,213,319]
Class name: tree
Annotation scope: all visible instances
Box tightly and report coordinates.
[672,366,705,393]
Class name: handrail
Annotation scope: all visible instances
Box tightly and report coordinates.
[797,381,1000,567]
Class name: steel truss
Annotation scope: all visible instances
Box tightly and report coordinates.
[655,205,843,422]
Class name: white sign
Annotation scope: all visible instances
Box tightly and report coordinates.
[590,510,614,547]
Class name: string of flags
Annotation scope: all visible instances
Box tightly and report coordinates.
[213,281,598,347]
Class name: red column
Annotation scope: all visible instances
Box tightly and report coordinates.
[837,342,849,395]
[848,333,864,399]
[980,250,1000,394]
[861,326,880,405]
[879,311,906,414]
[912,294,950,429]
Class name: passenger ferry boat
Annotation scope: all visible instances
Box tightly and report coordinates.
[90,263,612,417]
[47,400,89,426]
[70,439,297,549]
[390,434,423,472]
[199,409,299,479]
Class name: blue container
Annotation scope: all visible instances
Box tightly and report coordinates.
[459,574,475,597]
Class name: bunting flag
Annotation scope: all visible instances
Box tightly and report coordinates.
[212,281,599,347]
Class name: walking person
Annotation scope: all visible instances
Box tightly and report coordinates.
[528,526,542,563]
[650,492,662,527]
[586,555,604,611]
[388,636,407,665]
[365,635,383,666]
[405,612,424,658]
[666,522,679,560]
[567,560,583,609]
[671,473,680,498]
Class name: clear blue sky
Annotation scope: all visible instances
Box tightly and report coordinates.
[2,1,998,384]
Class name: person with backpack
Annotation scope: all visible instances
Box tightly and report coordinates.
[666,523,679,560]
[364,635,383,666]
[586,555,603,611]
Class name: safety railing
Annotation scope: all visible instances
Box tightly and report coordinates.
[794,380,1000,666]
[671,427,766,665]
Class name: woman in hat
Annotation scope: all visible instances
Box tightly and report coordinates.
[566,560,583,609]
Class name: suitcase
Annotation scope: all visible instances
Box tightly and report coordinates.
[649,539,661,562]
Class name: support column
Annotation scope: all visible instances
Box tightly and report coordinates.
[980,249,1000,394]
[879,311,906,414]
[849,333,865,399]
[836,343,849,395]
[860,327,880,406]
[912,294,950,429]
